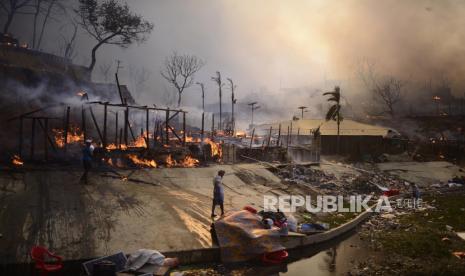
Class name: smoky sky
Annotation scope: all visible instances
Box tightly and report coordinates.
[4,0,465,122]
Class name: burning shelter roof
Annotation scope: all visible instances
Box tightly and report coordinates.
[256,119,396,137]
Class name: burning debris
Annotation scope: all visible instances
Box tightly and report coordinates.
[11,155,23,166]
[52,126,84,148]
[127,154,157,168]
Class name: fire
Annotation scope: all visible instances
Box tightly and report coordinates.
[106,144,128,150]
[164,154,199,168]
[180,155,200,168]
[204,138,222,158]
[11,155,23,166]
[185,136,201,143]
[235,131,246,137]
[53,126,84,147]
[127,154,157,168]
[165,154,176,167]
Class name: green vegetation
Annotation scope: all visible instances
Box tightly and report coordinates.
[370,193,465,275]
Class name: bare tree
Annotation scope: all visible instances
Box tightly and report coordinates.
[357,59,405,118]
[35,0,65,49]
[58,22,78,60]
[372,77,404,118]
[1,0,34,33]
[160,52,204,107]
[75,0,154,72]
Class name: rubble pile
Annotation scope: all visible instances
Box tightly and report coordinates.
[273,164,409,195]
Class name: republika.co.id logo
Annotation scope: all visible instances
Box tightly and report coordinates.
[263,195,422,213]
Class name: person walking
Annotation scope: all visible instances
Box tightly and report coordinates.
[211,170,225,217]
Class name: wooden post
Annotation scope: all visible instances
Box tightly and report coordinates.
[211,114,215,138]
[103,103,108,148]
[267,126,272,147]
[165,109,169,145]
[277,124,281,147]
[82,105,87,142]
[115,112,118,145]
[289,121,293,147]
[146,108,150,150]
[43,118,48,160]
[119,128,123,148]
[115,73,125,105]
[249,128,255,149]
[287,125,290,150]
[124,107,129,146]
[297,128,300,144]
[200,112,204,142]
[64,106,70,152]
[182,112,186,146]
[18,116,23,157]
[30,118,36,159]
[154,120,158,146]
[89,106,103,144]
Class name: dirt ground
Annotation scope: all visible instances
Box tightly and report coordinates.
[1,160,463,264]
[0,163,316,263]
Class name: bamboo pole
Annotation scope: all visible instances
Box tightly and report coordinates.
[115,112,118,145]
[211,114,215,138]
[89,106,103,144]
[277,123,281,147]
[124,107,128,145]
[165,109,169,145]
[201,112,205,141]
[287,125,290,150]
[37,119,57,152]
[119,128,123,148]
[267,126,272,147]
[289,121,293,147]
[146,108,150,150]
[249,128,255,149]
[182,112,186,146]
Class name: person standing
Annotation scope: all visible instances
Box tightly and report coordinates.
[211,170,225,217]
[81,139,94,184]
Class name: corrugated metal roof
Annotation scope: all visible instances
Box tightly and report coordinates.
[255,119,393,137]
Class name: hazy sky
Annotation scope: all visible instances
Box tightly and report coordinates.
[5,0,465,121]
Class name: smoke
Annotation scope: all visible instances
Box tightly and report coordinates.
[4,0,465,127]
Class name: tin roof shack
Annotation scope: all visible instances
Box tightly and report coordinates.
[256,119,402,158]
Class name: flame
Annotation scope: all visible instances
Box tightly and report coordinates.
[53,126,84,147]
[11,155,23,166]
[180,155,200,168]
[127,154,157,168]
[165,154,176,167]
[165,154,199,168]
[204,138,222,158]
[235,131,246,137]
[106,144,128,150]
[185,136,201,143]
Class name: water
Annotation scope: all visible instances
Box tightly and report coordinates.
[282,230,372,276]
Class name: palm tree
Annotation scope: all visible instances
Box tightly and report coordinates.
[323,86,343,154]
